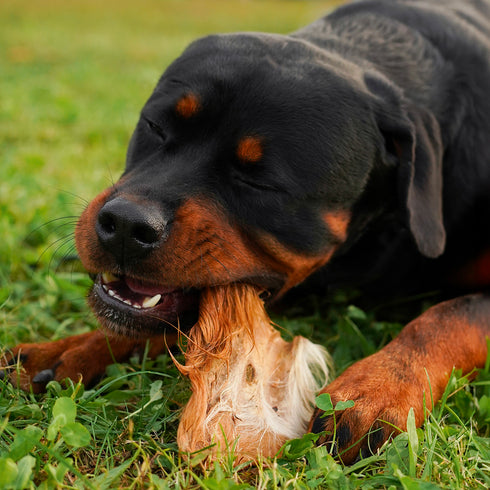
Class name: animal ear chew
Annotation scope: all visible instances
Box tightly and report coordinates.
[176,283,330,462]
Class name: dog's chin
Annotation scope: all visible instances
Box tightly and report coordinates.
[87,273,200,337]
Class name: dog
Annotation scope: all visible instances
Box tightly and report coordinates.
[5,0,490,464]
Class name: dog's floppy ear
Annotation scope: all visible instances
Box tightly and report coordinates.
[365,73,446,258]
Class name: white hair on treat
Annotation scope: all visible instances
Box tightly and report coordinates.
[176,284,330,460]
[204,336,329,446]
[286,337,330,436]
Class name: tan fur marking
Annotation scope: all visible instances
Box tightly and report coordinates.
[75,186,114,274]
[450,249,490,287]
[175,93,201,118]
[324,210,351,243]
[237,136,263,163]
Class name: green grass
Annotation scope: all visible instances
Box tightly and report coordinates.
[1,0,489,487]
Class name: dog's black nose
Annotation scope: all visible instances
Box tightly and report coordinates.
[96,197,165,262]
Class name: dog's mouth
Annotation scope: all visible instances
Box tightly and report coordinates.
[100,272,185,310]
[88,272,200,335]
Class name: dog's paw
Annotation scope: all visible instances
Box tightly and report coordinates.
[1,331,116,392]
[2,331,172,392]
[309,353,426,464]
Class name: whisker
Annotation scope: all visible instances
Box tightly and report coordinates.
[25,216,78,243]
[206,251,234,277]
[47,236,76,274]
[103,162,118,188]
[55,244,80,273]
[54,189,90,207]
[36,233,74,266]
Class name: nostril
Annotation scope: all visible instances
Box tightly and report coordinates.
[98,211,117,235]
[132,222,161,246]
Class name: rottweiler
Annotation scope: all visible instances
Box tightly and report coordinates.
[5,0,490,464]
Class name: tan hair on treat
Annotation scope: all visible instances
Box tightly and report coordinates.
[176,284,329,460]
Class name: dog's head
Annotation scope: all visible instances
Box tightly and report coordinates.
[75,33,445,334]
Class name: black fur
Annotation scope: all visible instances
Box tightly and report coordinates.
[116,0,490,296]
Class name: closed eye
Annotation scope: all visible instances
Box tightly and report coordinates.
[234,174,282,192]
[144,117,167,141]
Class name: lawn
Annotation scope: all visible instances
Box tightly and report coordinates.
[1,0,489,488]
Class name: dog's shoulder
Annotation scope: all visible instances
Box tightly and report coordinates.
[295,0,490,62]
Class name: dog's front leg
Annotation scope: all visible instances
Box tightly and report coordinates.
[1,330,174,392]
[310,294,490,464]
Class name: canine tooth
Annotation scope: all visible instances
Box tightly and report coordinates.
[102,272,118,284]
[142,294,161,309]
[102,284,108,292]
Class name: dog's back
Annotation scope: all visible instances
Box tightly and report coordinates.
[293,0,490,291]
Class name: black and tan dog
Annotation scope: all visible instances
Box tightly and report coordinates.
[6,0,490,463]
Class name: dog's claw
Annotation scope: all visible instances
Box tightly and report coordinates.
[32,368,55,384]
[310,398,400,464]
[0,354,24,382]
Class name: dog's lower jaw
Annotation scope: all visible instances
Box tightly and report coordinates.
[88,277,199,336]
[176,284,329,461]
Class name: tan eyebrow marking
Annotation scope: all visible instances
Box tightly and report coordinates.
[175,93,201,118]
[237,136,264,163]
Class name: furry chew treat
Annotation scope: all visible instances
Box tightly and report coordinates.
[176,284,329,460]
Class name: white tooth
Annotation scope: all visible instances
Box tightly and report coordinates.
[142,294,161,309]
[108,289,116,297]
[133,304,142,309]
[123,300,132,306]
[102,284,108,292]
[102,272,118,284]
